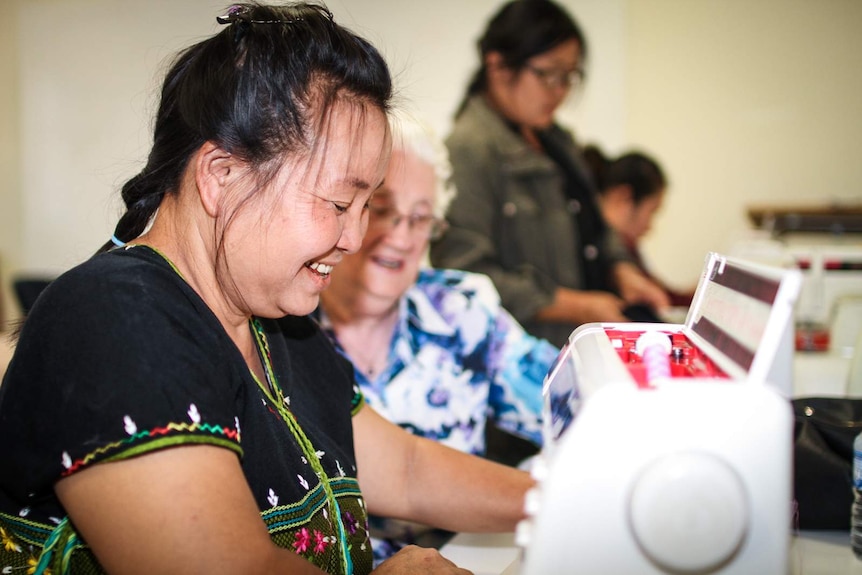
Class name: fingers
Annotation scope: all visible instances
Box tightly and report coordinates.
[375,545,474,574]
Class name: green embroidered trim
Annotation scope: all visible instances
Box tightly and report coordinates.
[261,477,364,533]
[103,436,242,463]
[63,426,242,476]
[125,244,186,280]
[1,514,85,575]
[2,513,58,549]
[250,319,354,575]
[351,393,365,416]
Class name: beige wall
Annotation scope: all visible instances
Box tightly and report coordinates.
[0,1,22,328]
[2,0,860,313]
[628,0,862,288]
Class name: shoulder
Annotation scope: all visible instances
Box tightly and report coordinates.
[44,248,190,305]
[28,248,201,328]
[413,268,502,313]
[10,247,231,403]
[447,97,509,154]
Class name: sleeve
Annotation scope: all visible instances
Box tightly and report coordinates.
[0,261,242,499]
[603,227,637,268]
[464,274,560,446]
[431,134,555,325]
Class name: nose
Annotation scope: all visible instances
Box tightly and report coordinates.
[338,212,368,255]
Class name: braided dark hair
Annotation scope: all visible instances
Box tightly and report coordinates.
[99,1,392,253]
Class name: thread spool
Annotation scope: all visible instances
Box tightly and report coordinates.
[636,331,672,384]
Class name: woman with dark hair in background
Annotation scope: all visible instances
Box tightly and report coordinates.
[430,0,670,348]
[584,145,694,307]
[0,4,531,574]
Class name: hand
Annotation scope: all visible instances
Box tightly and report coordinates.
[613,262,672,312]
[537,288,627,325]
[373,545,473,574]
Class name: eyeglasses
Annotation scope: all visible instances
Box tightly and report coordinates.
[367,203,448,240]
[525,64,585,90]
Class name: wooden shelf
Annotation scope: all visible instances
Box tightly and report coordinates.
[747,203,862,234]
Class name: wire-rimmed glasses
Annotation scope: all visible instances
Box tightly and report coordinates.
[367,201,448,241]
[525,63,585,90]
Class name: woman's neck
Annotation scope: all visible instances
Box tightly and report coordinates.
[519,125,543,152]
[322,292,400,378]
[482,92,543,152]
[137,195,255,367]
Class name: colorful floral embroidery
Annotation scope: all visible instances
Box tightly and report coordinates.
[313,531,329,554]
[292,528,311,553]
[291,528,332,557]
[342,511,358,536]
[1,526,20,553]
[60,418,240,476]
[27,555,51,575]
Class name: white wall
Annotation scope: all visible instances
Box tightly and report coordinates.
[11,0,625,277]
[2,0,860,321]
[0,5,21,324]
[628,0,862,288]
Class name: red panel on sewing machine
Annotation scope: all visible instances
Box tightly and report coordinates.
[604,328,730,387]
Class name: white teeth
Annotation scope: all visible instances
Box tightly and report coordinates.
[308,262,333,275]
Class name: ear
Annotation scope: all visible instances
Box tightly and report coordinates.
[193,141,244,218]
[484,51,512,84]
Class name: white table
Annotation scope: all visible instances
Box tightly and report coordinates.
[440,530,862,574]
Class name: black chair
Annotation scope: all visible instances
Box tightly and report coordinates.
[12,277,53,315]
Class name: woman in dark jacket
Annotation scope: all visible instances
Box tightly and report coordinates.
[430,0,669,347]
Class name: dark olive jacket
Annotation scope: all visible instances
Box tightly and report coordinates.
[430,95,631,347]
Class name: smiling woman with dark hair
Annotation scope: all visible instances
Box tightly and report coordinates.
[0,4,532,574]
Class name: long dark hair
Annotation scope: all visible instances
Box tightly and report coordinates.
[98,1,392,254]
[583,145,666,204]
[456,0,586,117]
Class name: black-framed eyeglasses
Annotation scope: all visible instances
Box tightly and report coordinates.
[524,64,585,90]
[367,203,448,241]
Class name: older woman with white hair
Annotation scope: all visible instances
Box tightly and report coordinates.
[316,111,558,563]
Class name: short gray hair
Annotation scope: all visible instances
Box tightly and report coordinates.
[388,110,457,219]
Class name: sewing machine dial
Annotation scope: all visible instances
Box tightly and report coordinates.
[628,451,749,573]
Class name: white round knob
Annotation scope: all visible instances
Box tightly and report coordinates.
[515,518,533,548]
[524,486,543,516]
[628,451,748,573]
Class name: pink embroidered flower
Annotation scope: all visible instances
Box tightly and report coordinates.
[313,530,329,554]
[292,528,311,553]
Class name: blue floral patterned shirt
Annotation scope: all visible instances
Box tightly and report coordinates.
[319,268,559,455]
[317,268,559,564]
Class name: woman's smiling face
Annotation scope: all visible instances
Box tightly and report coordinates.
[329,145,438,309]
[217,101,392,319]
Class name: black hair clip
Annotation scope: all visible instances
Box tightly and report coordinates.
[216,4,307,25]
[216,4,248,25]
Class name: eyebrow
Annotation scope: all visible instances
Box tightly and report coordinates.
[343,176,386,191]
[345,177,371,190]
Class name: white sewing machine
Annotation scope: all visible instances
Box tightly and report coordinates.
[515,252,803,574]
